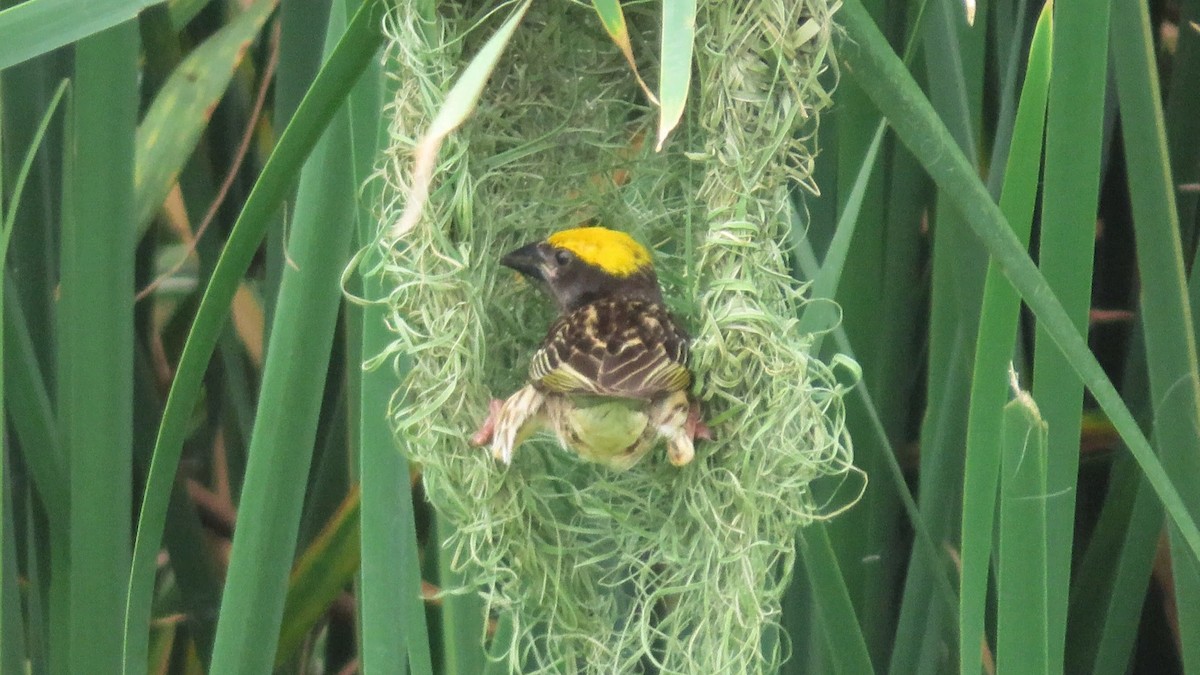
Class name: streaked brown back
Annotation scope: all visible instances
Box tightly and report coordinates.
[529,298,690,400]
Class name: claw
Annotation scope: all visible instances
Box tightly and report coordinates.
[686,401,714,442]
[470,399,505,447]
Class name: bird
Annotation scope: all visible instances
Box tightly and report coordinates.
[471,226,711,471]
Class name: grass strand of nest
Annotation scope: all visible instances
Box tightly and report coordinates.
[366,0,855,672]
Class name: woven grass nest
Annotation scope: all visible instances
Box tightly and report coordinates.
[366,1,858,671]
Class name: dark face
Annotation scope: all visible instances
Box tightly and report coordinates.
[500,240,662,312]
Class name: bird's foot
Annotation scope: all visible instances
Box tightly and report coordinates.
[686,401,714,442]
[470,399,505,447]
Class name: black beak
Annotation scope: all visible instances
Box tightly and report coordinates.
[500,242,545,281]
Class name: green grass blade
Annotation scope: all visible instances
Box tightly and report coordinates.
[890,2,991,666]
[838,0,1200,563]
[1032,0,1112,663]
[267,0,330,331]
[206,6,372,669]
[358,347,429,675]
[1,473,25,675]
[1065,453,1159,674]
[1111,0,1200,667]
[887,207,969,675]
[122,2,386,670]
[60,18,137,674]
[275,488,362,667]
[1,79,68,527]
[159,477,223,667]
[958,5,1051,670]
[437,516,486,674]
[276,1,332,128]
[0,0,163,70]
[347,0,432,668]
[134,0,275,233]
[0,92,12,656]
[791,200,958,620]
[590,0,655,103]
[797,123,886,341]
[655,0,695,150]
[797,522,874,674]
[799,117,902,664]
[1,79,66,239]
[996,393,1050,674]
[984,0,1032,196]
[2,278,61,517]
[27,492,57,675]
[1164,1,1200,248]
[483,613,515,675]
[2,49,65,389]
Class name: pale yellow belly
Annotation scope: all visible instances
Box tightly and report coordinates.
[544,391,690,470]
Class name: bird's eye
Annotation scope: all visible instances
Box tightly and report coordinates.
[554,249,573,267]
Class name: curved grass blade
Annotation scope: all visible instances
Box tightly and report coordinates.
[797,124,887,341]
[390,0,532,239]
[837,0,1200,563]
[1,79,67,247]
[134,0,277,233]
[0,0,163,70]
[437,516,486,674]
[890,1,992,664]
[1,80,68,526]
[591,0,657,104]
[655,0,695,151]
[357,328,430,675]
[122,2,386,671]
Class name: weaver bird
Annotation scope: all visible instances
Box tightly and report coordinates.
[471,227,711,470]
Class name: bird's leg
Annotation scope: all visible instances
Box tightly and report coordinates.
[470,399,505,447]
[473,385,545,465]
[686,400,714,442]
[660,394,698,467]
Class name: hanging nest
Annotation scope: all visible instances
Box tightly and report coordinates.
[366,0,857,672]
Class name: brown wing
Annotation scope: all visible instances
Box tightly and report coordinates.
[529,298,691,400]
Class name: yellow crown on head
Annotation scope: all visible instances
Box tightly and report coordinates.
[546,227,652,278]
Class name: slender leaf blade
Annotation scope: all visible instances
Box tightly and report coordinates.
[275,488,362,667]
[838,0,1200,563]
[958,5,1051,669]
[655,0,695,151]
[1033,0,1112,663]
[798,522,874,674]
[207,6,369,668]
[122,2,386,670]
[1112,0,1200,667]
[134,0,276,233]
[61,18,138,674]
[0,0,164,70]
[590,0,656,103]
[996,393,1051,674]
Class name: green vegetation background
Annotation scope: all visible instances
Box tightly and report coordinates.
[1,0,1199,673]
